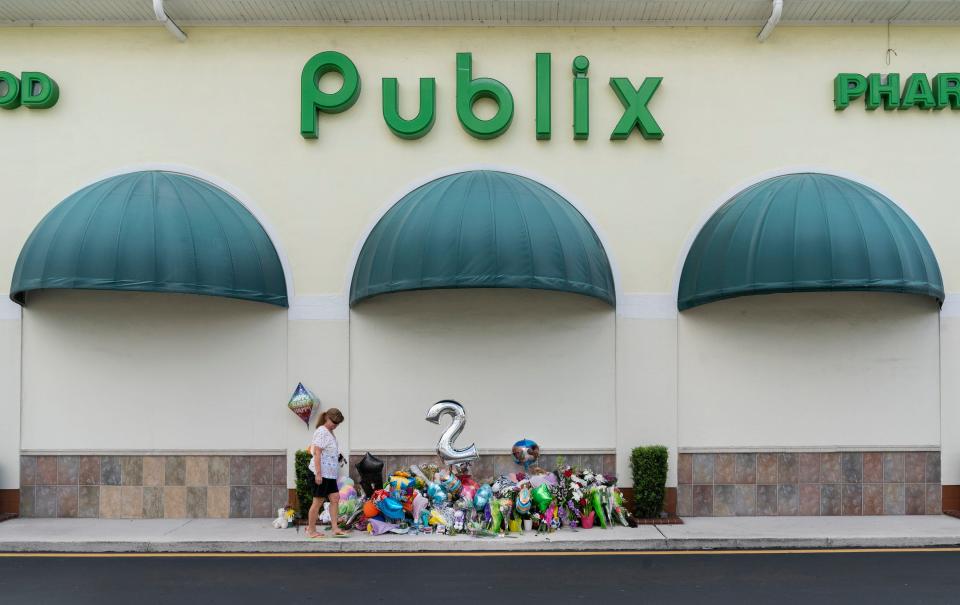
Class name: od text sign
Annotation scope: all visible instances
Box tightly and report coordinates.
[0,72,59,110]
[300,51,664,141]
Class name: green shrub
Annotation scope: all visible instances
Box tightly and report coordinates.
[630,445,668,518]
[294,449,313,519]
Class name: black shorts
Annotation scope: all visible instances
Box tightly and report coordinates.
[307,470,338,498]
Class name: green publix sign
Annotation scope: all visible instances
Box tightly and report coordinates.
[300,51,664,141]
[5,62,959,128]
[0,71,58,110]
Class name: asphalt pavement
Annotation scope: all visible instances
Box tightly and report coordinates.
[2,549,959,604]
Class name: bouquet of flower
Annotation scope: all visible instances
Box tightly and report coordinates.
[555,465,587,521]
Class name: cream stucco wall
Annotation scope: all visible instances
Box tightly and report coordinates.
[349,289,615,451]
[616,317,678,486]
[0,313,21,489]
[940,314,960,484]
[3,25,959,490]
[678,292,941,450]
[20,291,290,448]
[286,317,350,484]
[19,291,348,488]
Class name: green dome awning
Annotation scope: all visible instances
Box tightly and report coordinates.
[350,171,615,306]
[679,173,943,311]
[11,171,288,307]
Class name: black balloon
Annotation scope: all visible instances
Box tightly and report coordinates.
[356,452,384,475]
[355,452,384,499]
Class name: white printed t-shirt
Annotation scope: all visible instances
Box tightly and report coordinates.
[308,426,339,479]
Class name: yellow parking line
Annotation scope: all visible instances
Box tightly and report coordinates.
[2,547,960,558]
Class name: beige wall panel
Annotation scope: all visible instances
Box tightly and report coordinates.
[940,315,960,484]
[349,289,615,451]
[615,317,678,487]
[286,318,349,486]
[0,318,21,488]
[1,27,959,295]
[679,293,940,449]
[21,291,290,451]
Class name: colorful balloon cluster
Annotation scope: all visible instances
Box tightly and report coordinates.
[337,456,635,537]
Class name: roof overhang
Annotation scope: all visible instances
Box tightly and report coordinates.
[3,0,960,27]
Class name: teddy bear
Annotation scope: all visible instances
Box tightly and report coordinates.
[272,506,296,529]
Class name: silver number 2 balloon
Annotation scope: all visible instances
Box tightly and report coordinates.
[425,399,480,465]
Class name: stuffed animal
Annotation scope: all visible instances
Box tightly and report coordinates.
[272,507,296,529]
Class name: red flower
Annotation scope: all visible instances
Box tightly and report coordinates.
[563,470,573,477]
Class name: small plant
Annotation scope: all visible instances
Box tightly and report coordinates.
[294,449,313,519]
[630,445,668,518]
[554,455,565,470]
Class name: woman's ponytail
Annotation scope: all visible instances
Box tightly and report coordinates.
[316,411,328,428]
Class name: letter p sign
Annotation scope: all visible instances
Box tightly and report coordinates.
[300,51,361,139]
[0,71,59,110]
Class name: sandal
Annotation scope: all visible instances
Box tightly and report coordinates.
[332,532,350,538]
[306,532,325,539]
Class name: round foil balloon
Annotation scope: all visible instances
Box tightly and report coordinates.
[389,473,415,494]
[362,500,379,518]
[461,483,478,502]
[459,475,478,502]
[441,474,462,497]
[427,483,447,506]
[376,496,404,520]
[511,438,540,469]
[424,400,480,464]
[338,485,357,501]
[515,486,532,515]
[474,484,492,511]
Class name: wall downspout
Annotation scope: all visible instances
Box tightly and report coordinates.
[757,0,784,42]
[153,0,187,42]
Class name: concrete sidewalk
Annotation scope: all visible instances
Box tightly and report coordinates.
[2,515,960,552]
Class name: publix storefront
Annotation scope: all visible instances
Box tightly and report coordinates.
[2,0,960,520]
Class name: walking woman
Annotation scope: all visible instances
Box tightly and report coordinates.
[305,407,347,538]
